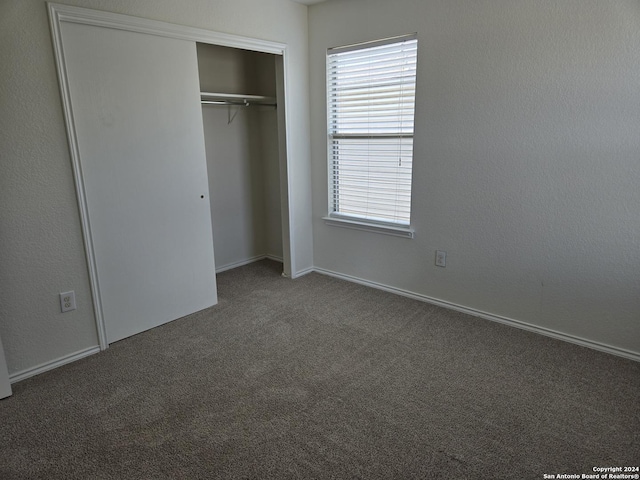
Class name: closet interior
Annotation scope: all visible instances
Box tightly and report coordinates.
[196,43,283,273]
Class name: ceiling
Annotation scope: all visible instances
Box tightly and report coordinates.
[291,0,327,5]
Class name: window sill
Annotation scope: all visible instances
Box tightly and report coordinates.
[323,216,414,239]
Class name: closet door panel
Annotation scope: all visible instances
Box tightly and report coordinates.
[61,23,217,343]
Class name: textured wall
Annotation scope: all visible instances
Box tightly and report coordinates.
[309,0,640,355]
[0,0,310,376]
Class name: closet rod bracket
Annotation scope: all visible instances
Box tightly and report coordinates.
[227,101,249,124]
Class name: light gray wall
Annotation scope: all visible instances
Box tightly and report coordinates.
[0,0,310,377]
[197,45,283,269]
[197,43,277,97]
[309,0,640,355]
[260,109,284,259]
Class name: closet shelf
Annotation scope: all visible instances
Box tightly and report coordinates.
[200,92,276,107]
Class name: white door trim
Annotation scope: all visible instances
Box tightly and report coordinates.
[0,333,12,398]
[48,3,295,350]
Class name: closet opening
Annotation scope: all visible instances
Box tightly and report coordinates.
[196,43,287,275]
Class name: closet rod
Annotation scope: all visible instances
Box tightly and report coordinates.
[200,100,276,107]
[200,91,277,107]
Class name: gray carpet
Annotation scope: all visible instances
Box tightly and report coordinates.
[1,260,638,479]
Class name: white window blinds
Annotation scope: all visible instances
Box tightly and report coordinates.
[327,34,417,226]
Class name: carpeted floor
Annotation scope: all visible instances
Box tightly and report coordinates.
[1,259,638,479]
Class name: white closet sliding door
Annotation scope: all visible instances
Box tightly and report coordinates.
[60,22,217,343]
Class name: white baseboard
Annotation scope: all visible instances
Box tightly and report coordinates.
[215,255,268,273]
[313,267,640,363]
[9,345,101,384]
[216,254,284,274]
[291,265,315,279]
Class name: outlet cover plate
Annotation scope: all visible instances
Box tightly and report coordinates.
[60,291,76,313]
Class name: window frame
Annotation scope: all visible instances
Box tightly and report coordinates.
[325,33,417,238]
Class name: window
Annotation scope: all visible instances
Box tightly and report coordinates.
[327,34,417,234]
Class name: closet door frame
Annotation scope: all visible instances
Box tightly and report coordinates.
[48,3,296,350]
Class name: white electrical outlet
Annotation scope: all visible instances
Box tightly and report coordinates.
[435,250,447,267]
[60,291,76,313]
